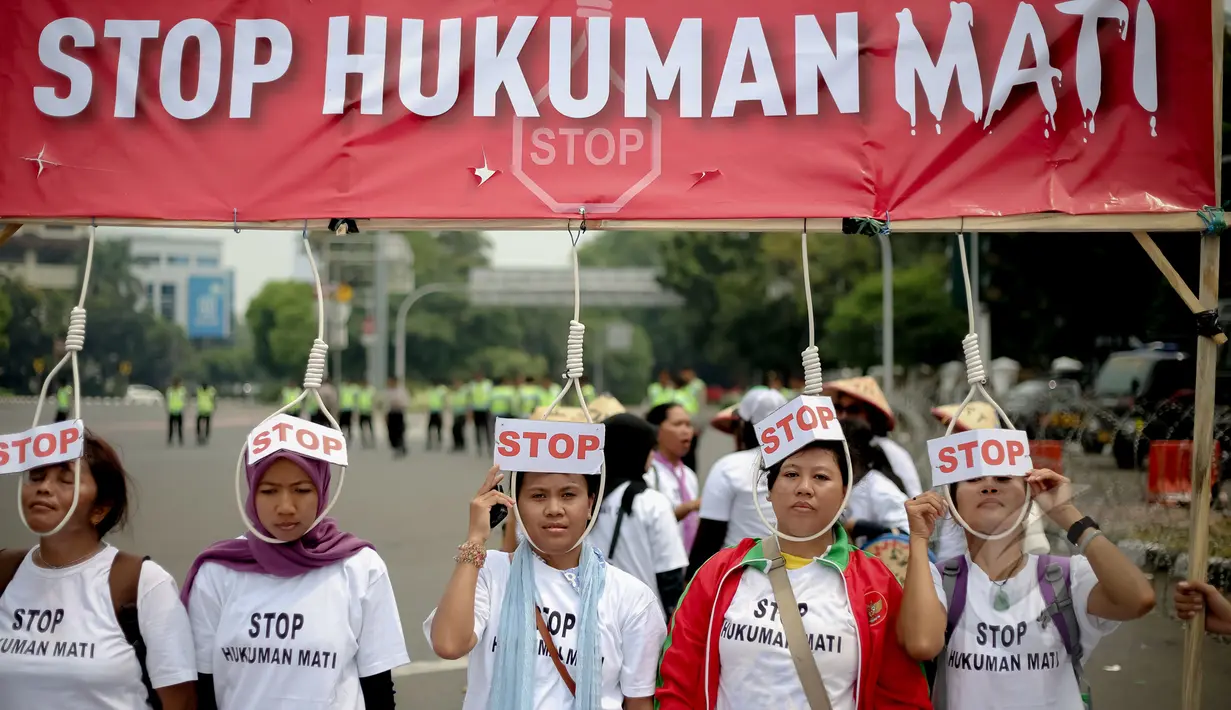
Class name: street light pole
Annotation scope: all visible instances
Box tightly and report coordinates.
[877,232,894,402]
[393,282,468,387]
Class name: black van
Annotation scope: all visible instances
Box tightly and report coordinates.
[1084,346,1196,469]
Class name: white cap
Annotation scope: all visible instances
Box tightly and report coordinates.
[736,387,787,425]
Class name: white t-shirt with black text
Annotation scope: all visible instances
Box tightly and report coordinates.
[846,470,911,537]
[717,559,859,710]
[423,550,667,709]
[588,481,690,604]
[0,545,197,709]
[698,449,774,547]
[930,554,1118,710]
[188,547,410,710]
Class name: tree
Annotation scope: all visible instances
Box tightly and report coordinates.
[0,286,12,354]
[824,257,967,368]
[246,281,318,380]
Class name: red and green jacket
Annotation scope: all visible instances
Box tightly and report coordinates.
[655,529,932,710]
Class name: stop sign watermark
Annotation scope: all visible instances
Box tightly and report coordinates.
[512,70,662,215]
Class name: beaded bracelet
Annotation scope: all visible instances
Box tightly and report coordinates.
[455,540,486,569]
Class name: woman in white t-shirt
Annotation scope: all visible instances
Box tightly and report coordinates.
[898,470,1156,710]
[689,387,786,577]
[426,465,667,709]
[0,430,197,709]
[644,403,701,554]
[587,414,689,617]
[183,450,410,710]
[658,439,932,710]
[839,418,911,544]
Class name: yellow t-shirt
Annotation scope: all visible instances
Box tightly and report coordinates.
[780,551,815,571]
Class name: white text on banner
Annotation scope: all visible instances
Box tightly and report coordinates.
[494,419,605,475]
[756,395,844,468]
[247,414,348,467]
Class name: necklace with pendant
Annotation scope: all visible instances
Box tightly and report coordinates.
[989,557,1025,611]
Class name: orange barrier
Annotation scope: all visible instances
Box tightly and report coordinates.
[1146,441,1221,506]
[1029,440,1065,475]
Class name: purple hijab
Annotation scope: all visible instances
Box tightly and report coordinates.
[180,450,372,605]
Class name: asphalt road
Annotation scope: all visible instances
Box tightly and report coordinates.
[0,401,1228,709]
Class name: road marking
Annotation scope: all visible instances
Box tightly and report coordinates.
[392,658,468,676]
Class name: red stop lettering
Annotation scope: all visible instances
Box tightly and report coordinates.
[956,440,979,468]
[495,430,520,456]
[296,428,319,451]
[774,413,798,443]
[32,433,56,458]
[322,435,343,457]
[251,431,272,455]
[1006,440,1025,465]
[59,426,81,453]
[12,438,31,464]
[982,439,1005,465]
[549,434,575,459]
[578,434,600,458]
[524,431,547,457]
[760,427,781,455]
[938,446,958,474]
[271,422,294,442]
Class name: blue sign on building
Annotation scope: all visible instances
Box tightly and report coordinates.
[187,274,232,339]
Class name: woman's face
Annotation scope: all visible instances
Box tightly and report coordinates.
[517,473,595,555]
[768,447,846,538]
[254,459,320,542]
[953,476,1028,536]
[833,394,869,426]
[22,460,102,536]
[657,406,694,459]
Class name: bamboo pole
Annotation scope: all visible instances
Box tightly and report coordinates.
[0,223,21,248]
[1132,231,1228,344]
[1181,4,1225,707]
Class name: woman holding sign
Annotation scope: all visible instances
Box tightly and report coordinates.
[657,437,931,710]
[425,460,667,710]
[0,428,198,709]
[183,443,410,710]
[897,470,1155,710]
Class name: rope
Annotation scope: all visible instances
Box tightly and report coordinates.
[512,210,607,555]
[942,232,1030,542]
[1199,205,1226,236]
[235,221,345,545]
[20,223,97,537]
[799,229,823,396]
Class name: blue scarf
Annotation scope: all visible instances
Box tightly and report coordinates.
[490,537,608,709]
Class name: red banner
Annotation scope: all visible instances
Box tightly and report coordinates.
[0,0,1214,222]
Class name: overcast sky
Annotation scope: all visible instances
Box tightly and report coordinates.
[107,228,596,315]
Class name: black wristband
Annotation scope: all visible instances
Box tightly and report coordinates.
[1066,516,1100,546]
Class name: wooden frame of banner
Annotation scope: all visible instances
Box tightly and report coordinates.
[0,3,1224,705]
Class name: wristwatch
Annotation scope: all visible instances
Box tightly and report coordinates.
[1066,516,1100,546]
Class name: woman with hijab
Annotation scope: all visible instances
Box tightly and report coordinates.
[645,403,700,555]
[587,414,689,617]
[184,450,410,709]
[657,439,931,709]
[426,463,666,709]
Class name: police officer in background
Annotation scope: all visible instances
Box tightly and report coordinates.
[488,377,516,443]
[647,369,676,407]
[357,379,376,447]
[426,381,447,450]
[280,380,301,417]
[166,378,187,446]
[196,382,216,445]
[53,380,72,423]
[468,372,493,455]
[449,378,469,453]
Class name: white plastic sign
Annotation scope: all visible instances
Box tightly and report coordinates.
[0,420,85,475]
[755,395,844,468]
[494,419,605,475]
[247,414,348,467]
[927,428,1033,487]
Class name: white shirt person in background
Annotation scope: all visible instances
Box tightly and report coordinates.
[183,451,409,710]
[587,414,689,618]
[644,402,701,555]
[0,430,197,710]
[898,470,1156,710]
[689,387,786,577]
[426,464,667,710]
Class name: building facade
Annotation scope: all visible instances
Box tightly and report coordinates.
[0,224,88,290]
[120,233,235,340]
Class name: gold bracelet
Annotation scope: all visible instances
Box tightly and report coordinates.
[455,540,486,569]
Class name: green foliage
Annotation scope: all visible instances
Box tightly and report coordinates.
[824,258,967,368]
[246,281,317,381]
[464,346,548,381]
[0,285,13,352]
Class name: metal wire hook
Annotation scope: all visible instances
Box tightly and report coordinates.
[233,208,240,233]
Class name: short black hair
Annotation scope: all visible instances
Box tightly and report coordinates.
[765,440,849,490]
[645,403,683,426]
[513,472,603,501]
[738,419,760,451]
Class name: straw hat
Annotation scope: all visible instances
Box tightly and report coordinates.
[531,395,625,423]
[930,401,999,432]
[823,377,896,431]
[710,404,739,434]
